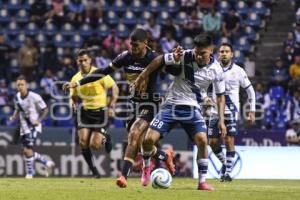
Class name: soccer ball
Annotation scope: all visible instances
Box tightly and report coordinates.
[150,168,172,189]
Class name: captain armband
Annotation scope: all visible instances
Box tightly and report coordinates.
[164,53,180,65]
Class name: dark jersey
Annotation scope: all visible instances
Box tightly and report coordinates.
[112,49,159,102]
[79,49,160,102]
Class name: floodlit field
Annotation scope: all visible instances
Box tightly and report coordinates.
[0,178,299,200]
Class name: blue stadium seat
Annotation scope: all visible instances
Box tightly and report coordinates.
[24,22,39,36]
[244,13,263,29]
[182,37,193,49]
[106,11,119,26]
[175,12,187,25]
[61,23,75,38]
[97,23,110,38]
[111,0,126,14]
[70,33,84,48]
[139,11,151,24]
[7,0,22,12]
[116,24,130,38]
[23,0,35,10]
[269,86,285,100]
[1,106,13,116]
[233,50,245,65]
[53,33,67,47]
[42,22,58,37]
[0,9,10,25]
[36,32,47,47]
[218,1,231,15]
[243,26,259,42]
[15,9,30,25]
[147,0,161,13]
[130,0,145,15]
[251,1,269,17]
[176,27,183,39]
[79,24,93,38]
[217,37,230,46]
[43,117,54,126]
[235,1,249,17]
[164,0,179,14]
[113,119,125,128]
[123,11,138,27]
[234,37,251,53]
[5,21,20,37]
[157,11,169,25]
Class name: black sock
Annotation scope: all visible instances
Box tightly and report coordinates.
[81,148,99,175]
[121,160,133,179]
[153,149,168,162]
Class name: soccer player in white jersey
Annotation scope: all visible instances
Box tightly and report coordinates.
[208,43,256,182]
[9,76,55,179]
[133,34,227,191]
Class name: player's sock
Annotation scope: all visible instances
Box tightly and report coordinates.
[121,158,134,179]
[153,149,168,162]
[33,152,48,166]
[214,147,225,165]
[225,151,235,175]
[81,148,99,175]
[197,158,208,183]
[25,156,34,175]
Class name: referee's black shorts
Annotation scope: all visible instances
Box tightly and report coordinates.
[77,107,108,134]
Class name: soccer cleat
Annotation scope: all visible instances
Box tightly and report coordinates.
[92,167,101,178]
[45,161,55,177]
[104,134,112,154]
[198,182,214,191]
[25,174,33,179]
[165,149,176,175]
[221,174,232,182]
[141,166,151,186]
[116,175,127,188]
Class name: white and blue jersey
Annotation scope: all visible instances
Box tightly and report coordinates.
[208,63,256,137]
[150,50,225,138]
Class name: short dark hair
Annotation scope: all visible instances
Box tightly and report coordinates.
[130,28,148,42]
[16,75,27,82]
[219,43,234,52]
[76,48,91,58]
[193,33,213,48]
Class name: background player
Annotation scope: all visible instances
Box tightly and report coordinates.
[208,43,256,182]
[70,49,119,178]
[63,28,176,187]
[133,33,226,191]
[9,75,55,179]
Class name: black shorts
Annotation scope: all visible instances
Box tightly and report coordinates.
[77,107,108,134]
[126,101,159,131]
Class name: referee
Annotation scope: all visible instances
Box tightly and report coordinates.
[70,49,119,178]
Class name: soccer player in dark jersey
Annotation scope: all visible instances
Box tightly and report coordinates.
[63,28,176,188]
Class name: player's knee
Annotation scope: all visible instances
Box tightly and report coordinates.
[23,148,33,157]
[89,142,102,150]
[194,133,207,146]
[79,139,89,149]
[127,129,141,147]
[209,139,219,151]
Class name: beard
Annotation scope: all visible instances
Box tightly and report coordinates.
[221,58,231,66]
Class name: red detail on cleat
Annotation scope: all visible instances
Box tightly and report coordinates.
[116,176,128,188]
[141,166,151,186]
[198,182,214,191]
[165,149,176,175]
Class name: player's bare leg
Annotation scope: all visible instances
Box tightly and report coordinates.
[116,118,148,188]
[141,128,175,186]
[194,132,214,191]
[90,132,105,150]
[79,128,100,177]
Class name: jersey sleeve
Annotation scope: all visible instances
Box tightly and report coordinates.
[101,75,116,89]
[34,94,47,110]
[111,51,129,69]
[213,70,225,95]
[239,68,252,89]
[70,76,78,97]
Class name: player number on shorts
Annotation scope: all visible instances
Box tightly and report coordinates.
[151,119,164,128]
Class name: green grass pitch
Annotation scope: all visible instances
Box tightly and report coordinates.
[0,178,299,200]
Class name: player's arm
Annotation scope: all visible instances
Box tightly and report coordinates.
[70,96,78,113]
[110,83,119,108]
[9,110,19,122]
[34,96,48,126]
[133,46,184,92]
[240,69,256,125]
[214,74,227,137]
[36,107,48,126]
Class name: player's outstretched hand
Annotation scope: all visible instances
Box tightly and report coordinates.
[130,76,147,94]
[247,111,255,125]
[62,82,77,92]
